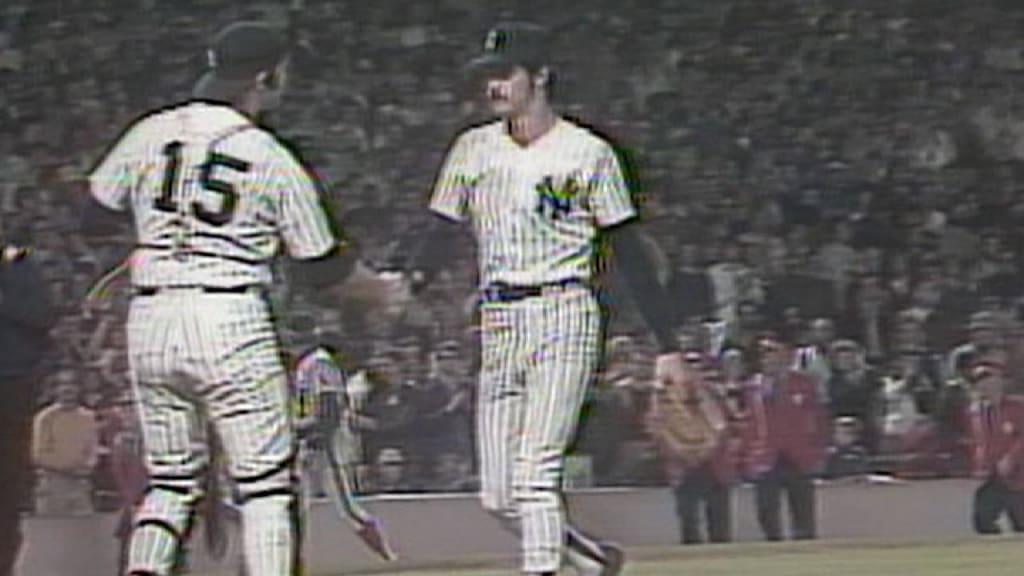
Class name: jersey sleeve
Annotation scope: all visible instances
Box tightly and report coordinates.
[271,143,338,260]
[428,132,476,222]
[88,122,147,212]
[589,143,637,228]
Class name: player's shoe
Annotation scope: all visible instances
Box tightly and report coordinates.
[355,516,398,561]
[598,542,625,576]
[576,542,625,576]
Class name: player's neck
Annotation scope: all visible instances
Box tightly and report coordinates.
[234,91,263,122]
[506,104,558,147]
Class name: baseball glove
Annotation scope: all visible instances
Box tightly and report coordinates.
[648,376,727,468]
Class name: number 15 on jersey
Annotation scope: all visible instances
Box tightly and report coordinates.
[155,141,249,226]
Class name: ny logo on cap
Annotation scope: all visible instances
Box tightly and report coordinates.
[207,49,218,69]
[484,29,505,52]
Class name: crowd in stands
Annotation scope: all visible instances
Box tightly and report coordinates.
[6,0,1024,509]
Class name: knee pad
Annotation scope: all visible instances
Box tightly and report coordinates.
[127,484,201,576]
[135,483,201,534]
[234,457,295,505]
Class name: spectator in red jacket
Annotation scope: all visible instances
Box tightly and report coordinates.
[743,332,829,541]
[967,356,1024,534]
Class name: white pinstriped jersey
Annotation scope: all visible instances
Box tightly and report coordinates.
[89,101,336,288]
[429,118,636,286]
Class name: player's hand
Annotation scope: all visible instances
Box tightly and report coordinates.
[654,351,688,390]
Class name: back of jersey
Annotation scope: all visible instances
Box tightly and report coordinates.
[89,101,336,288]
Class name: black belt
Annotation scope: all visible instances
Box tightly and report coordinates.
[133,285,260,297]
[481,278,587,303]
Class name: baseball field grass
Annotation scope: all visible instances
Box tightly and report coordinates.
[331,537,1024,576]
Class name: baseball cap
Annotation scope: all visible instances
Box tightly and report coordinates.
[193,21,289,100]
[467,21,550,74]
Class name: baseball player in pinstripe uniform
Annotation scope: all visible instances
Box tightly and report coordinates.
[83,21,393,576]
[412,22,689,576]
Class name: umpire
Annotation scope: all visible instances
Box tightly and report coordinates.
[0,224,56,576]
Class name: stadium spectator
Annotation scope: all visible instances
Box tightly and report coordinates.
[666,242,713,325]
[763,243,833,328]
[846,273,894,362]
[31,374,99,516]
[824,417,870,480]
[413,339,473,486]
[646,351,737,545]
[743,332,828,541]
[718,347,748,415]
[794,317,836,395]
[814,221,859,315]
[431,451,476,493]
[929,353,974,476]
[877,354,928,454]
[578,335,653,486]
[360,353,418,470]
[966,356,1024,534]
[707,242,749,329]
[371,448,417,494]
[826,340,883,453]
[0,228,54,576]
[948,311,1006,382]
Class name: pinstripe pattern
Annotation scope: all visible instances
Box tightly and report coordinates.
[433,117,635,574]
[478,285,601,573]
[430,119,636,287]
[91,100,338,576]
[89,101,335,289]
[125,291,298,575]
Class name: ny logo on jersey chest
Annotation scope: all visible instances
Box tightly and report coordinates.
[535,174,581,221]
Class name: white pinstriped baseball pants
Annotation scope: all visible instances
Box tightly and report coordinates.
[123,289,299,576]
[478,284,608,574]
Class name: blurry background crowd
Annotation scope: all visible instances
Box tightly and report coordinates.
[5,0,1024,512]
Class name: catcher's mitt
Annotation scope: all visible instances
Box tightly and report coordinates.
[649,377,727,467]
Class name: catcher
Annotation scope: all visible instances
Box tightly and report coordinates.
[645,349,738,545]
